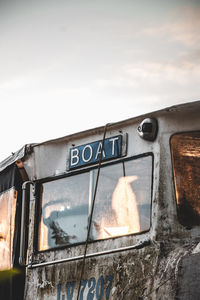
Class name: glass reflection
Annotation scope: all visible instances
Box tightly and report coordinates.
[171,132,200,227]
[38,173,89,251]
[91,156,152,240]
[38,156,152,251]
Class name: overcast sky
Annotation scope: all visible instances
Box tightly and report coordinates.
[0,0,200,162]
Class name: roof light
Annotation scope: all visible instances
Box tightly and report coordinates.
[137,118,158,141]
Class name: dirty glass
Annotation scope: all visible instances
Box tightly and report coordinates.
[171,132,200,227]
[0,188,17,270]
[38,155,152,251]
[38,173,90,251]
[91,156,152,240]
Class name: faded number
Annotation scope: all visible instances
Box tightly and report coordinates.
[57,274,114,300]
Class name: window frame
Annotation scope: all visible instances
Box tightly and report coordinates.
[34,152,154,253]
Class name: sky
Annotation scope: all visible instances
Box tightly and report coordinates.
[0,0,200,162]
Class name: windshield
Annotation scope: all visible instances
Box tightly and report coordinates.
[38,155,152,251]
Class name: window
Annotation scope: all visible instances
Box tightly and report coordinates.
[171,132,200,227]
[38,155,152,251]
[0,188,17,270]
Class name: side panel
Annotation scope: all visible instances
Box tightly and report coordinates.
[25,246,157,300]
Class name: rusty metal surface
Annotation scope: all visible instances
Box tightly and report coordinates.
[0,145,26,172]
[25,244,157,299]
[3,100,198,300]
[24,241,200,300]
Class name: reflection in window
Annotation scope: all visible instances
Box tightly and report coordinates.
[38,155,152,251]
[38,173,89,251]
[171,132,200,227]
[0,188,17,270]
[91,157,152,240]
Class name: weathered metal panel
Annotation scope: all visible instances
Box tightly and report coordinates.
[25,245,158,300]
[4,101,199,300]
[176,253,200,300]
[25,241,200,299]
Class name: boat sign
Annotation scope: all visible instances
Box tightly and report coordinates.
[69,135,122,169]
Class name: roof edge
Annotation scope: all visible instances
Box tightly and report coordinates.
[0,100,199,173]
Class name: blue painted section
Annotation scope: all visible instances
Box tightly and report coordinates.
[96,276,104,300]
[66,281,76,300]
[69,135,122,169]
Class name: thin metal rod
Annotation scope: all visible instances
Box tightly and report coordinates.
[19,181,33,266]
[76,123,110,300]
[28,239,151,269]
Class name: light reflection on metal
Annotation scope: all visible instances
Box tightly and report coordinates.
[0,189,17,271]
